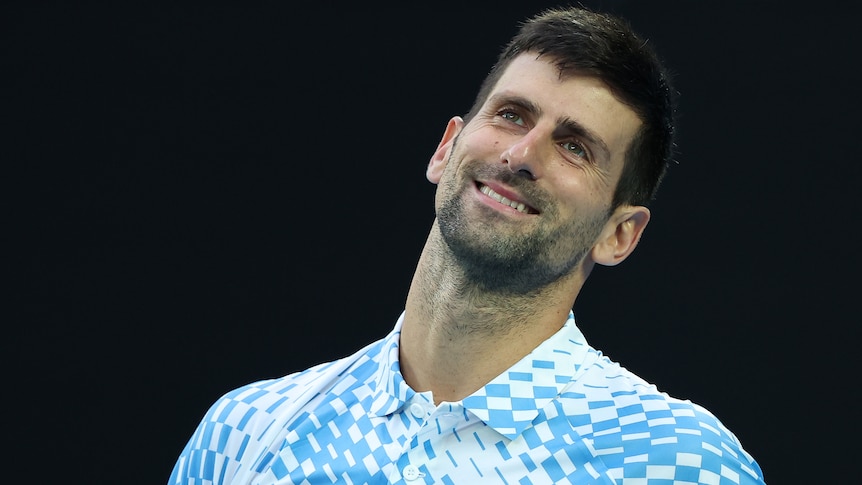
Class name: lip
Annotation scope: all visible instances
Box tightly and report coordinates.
[475,180,539,214]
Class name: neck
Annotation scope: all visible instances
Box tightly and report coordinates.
[399,224,588,404]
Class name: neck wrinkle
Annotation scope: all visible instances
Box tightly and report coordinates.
[399,223,581,404]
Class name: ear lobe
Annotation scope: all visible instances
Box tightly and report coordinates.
[427,116,464,184]
[591,206,650,267]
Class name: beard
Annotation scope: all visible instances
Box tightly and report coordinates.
[436,163,610,295]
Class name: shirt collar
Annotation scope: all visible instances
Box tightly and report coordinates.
[368,313,415,417]
[369,311,590,440]
[461,311,589,439]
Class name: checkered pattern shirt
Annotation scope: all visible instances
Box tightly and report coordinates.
[169,311,765,484]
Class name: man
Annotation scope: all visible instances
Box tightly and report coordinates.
[170,6,766,484]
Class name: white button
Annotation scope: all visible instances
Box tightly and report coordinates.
[403,464,421,481]
[409,403,426,419]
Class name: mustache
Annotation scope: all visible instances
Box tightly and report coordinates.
[466,163,551,211]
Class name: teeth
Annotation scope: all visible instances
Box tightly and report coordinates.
[480,185,529,213]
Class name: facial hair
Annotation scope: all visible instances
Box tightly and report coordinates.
[436,162,610,295]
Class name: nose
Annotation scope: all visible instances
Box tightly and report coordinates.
[500,128,545,180]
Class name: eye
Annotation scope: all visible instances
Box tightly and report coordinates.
[560,140,588,159]
[499,110,526,126]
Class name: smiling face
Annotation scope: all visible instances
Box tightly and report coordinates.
[426,54,645,294]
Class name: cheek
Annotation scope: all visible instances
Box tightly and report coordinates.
[462,125,505,158]
[575,165,618,206]
[556,179,610,219]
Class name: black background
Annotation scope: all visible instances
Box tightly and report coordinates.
[6,1,860,483]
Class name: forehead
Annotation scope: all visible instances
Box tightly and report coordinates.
[489,54,642,165]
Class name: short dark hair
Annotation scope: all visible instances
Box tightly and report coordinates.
[464,6,677,208]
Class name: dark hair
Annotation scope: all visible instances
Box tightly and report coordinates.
[464,6,677,208]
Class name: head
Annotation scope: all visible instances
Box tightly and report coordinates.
[424,6,677,296]
[465,6,677,209]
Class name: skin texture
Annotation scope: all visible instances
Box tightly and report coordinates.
[399,54,650,404]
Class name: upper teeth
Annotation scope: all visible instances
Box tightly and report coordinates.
[480,185,529,213]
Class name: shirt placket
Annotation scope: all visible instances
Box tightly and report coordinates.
[388,397,468,484]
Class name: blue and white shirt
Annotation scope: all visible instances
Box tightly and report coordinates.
[169,312,766,484]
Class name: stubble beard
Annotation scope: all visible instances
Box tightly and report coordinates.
[436,165,610,295]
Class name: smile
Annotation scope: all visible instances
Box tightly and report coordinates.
[478,184,536,214]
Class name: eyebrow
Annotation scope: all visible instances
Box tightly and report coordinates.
[489,93,612,163]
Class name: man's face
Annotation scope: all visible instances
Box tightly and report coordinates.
[428,54,642,293]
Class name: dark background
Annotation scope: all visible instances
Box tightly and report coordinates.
[6,1,859,483]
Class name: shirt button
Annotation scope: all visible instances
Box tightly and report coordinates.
[409,403,426,419]
[403,464,421,481]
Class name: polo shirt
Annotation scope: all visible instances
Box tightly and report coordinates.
[169,311,765,484]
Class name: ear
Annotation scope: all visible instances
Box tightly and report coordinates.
[591,205,651,267]
[426,116,464,184]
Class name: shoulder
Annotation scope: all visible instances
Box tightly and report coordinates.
[203,341,386,432]
[170,339,388,483]
[559,350,765,483]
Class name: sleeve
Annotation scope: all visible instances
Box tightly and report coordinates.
[167,379,285,485]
